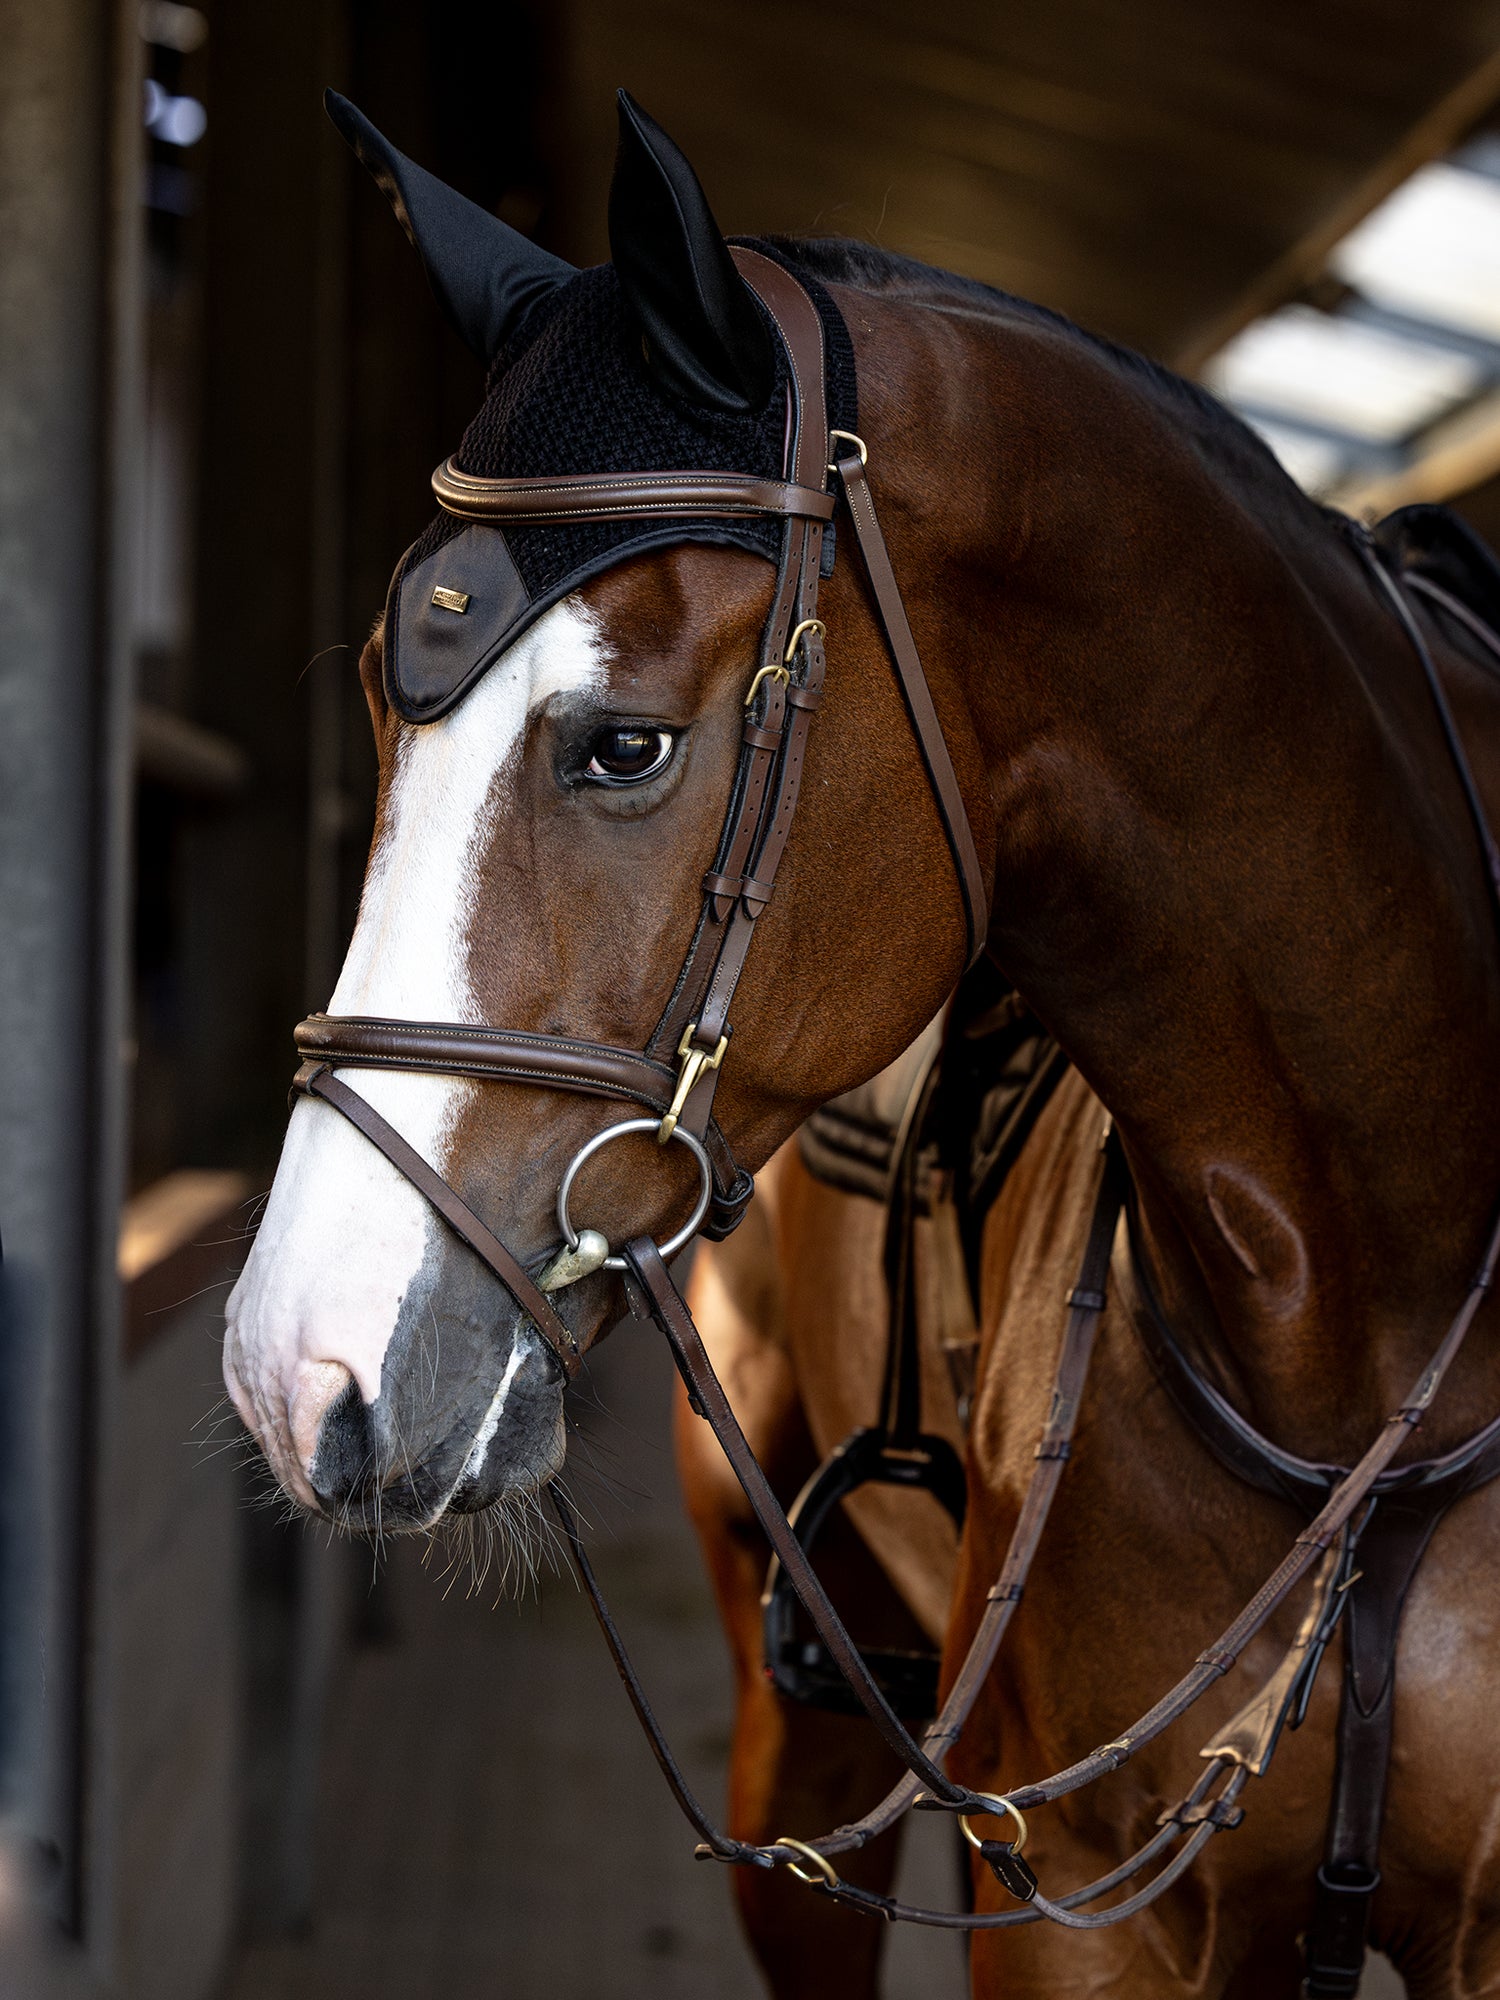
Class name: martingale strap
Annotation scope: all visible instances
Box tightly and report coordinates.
[561,1121,1500,1933]
[549,1137,1126,1855]
[565,1134,1260,1928]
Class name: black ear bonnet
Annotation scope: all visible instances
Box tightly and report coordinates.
[388,260,855,720]
[331,90,857,723]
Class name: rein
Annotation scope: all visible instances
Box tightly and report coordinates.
[288,255,1500,1956]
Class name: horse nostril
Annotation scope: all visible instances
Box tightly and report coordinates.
[306,1370,374,1502]
[287,1360,356,1473]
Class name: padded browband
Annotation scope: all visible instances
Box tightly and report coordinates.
[432,459,836,525]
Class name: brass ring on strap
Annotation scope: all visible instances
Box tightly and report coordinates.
[957,1795,1029,1855]
[556,1117,713,1273]
[772,1836,839,1888]
[827,428,868,470]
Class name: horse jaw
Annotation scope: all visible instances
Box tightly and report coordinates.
[223,598,606,1510]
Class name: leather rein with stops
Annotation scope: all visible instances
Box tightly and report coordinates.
[286,250,1500,1948]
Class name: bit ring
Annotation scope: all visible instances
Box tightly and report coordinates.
[958,1795,1029,1854]
[556,1118,713,1272]
[772,1836,839,1887]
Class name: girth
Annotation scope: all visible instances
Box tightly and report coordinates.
[292,246,990,1377]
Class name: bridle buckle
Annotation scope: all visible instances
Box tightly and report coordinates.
[742,619,826,712]
[784,616,826,663]
[743,661,790,709]
[659,1021,728,1143]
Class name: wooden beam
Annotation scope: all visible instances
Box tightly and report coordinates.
[1331,387,1500,516]
[1178,47,1500,375]
[120,1169,254,1363]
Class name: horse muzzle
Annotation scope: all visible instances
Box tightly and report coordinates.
[305,1314,569,1531]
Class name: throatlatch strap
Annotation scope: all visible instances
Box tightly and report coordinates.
[292,1063,580,1376]
[833,443,991,964]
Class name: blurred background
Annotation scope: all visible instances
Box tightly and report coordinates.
[7,3,1500,1995]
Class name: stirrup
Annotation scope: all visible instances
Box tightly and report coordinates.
[761,1426,966,1720]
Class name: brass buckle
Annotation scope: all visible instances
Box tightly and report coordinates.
[826,428,867,471]
[783,616,825,663]
[743,661,790,709]
[658,1021,728,1144]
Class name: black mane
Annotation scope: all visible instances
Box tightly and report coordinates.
[766,234,1299,497]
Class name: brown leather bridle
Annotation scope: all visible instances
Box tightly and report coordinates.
[284,250,1500,1961]
[290,247,989,1375]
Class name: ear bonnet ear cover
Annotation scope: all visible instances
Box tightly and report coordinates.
[333,94,857,722]
[608,89,776,413]
[324,90,573,360]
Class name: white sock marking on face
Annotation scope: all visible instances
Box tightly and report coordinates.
[226,599,606,1482]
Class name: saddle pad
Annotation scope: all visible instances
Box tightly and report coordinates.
[797,1014,944,1202]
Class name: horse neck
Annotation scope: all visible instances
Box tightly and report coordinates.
[895,311,1500,1458]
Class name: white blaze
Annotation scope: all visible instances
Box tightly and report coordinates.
[225,599,606,1495]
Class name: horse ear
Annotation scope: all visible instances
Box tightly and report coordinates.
[325,90,574,361]
[608,91,775,415]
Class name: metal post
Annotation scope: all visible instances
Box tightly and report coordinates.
[0,0,140,1979]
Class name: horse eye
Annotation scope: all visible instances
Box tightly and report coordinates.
[585,725,675,785]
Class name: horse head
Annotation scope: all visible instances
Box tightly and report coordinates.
[224,91,980,1541]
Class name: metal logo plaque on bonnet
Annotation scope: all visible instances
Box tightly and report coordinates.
[390,525,529,717]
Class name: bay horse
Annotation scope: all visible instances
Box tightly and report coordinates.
[224,86,1500,1998]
